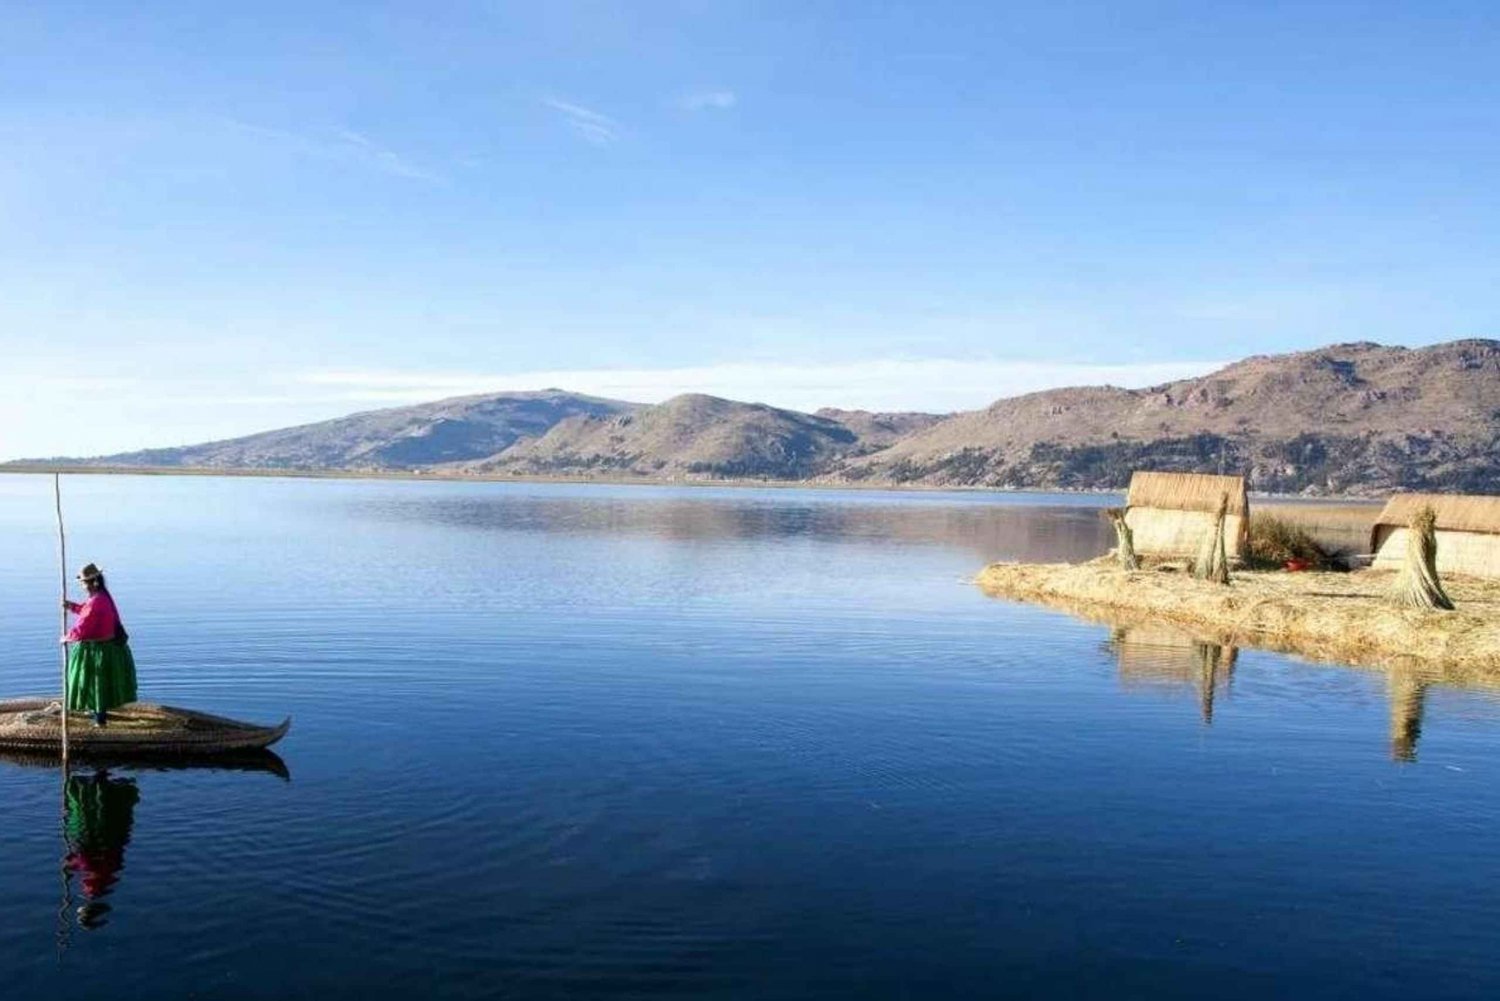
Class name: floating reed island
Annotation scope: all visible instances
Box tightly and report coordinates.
[977,472,1500,674]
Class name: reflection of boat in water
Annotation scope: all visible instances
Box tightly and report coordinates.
[1106,623,1237,723]
[0,746,291,780]
[0,700,289,757]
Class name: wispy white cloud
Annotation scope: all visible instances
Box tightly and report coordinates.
[331,128,441,181]
[677,89,737,112]
[222,118,443,181]
[295,358,1225,413]
[541,97,621,145]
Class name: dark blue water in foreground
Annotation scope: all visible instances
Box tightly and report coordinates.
[2,474,1499,999]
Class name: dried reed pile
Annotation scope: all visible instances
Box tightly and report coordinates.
[1254,501,1380,560]
[1246,513,1336,569]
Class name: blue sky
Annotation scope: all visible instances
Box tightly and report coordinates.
[2,1,1497,458]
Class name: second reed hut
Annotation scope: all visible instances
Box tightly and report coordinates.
[1371,493,1500,579]
[1123,471,1249,560]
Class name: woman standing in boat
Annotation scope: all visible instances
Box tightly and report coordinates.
[61,564,138,726]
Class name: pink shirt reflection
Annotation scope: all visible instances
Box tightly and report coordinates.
[66,591,121,643]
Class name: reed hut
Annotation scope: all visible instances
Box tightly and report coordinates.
[1122,471,1249,560]
[1370,493,1500,579]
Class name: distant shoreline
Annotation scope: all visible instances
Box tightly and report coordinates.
[0,463,1388,504]
[0,463,1056,494]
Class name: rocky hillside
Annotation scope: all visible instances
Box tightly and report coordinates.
[813,409,946,451]
[13,340,1498,495]
[65,390,637,470]
[468,394,862,479]
[841,340,1500,494]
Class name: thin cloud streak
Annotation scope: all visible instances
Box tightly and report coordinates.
[541,97,621,144]
[332,128,441,181]
[222,118,443,181]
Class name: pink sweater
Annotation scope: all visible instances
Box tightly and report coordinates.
[66,591,121,643]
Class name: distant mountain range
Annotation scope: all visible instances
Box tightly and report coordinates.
[11,340,1499,495]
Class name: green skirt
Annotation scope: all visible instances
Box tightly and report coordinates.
[66,640,138,712]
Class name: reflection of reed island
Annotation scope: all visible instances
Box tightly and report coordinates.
[1109,623,1438,760]
[64,771,139,929]
[1108,623,1238,723]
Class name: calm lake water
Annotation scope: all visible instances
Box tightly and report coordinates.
[2,474,1499,1000]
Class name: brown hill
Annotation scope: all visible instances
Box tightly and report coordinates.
[470,394,860,479]
[61,390,638,470]
[841,340,1500,494]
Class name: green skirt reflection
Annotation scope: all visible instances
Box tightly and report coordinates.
[66,640,138,713]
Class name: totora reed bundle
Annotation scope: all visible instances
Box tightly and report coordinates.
[1390,505,1454,610]
[1193,492,1231,585]
[1103,508,1140,570]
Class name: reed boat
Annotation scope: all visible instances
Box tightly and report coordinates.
[0,699,290,756]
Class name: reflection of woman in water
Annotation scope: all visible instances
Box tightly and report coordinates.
[63,770,139,929]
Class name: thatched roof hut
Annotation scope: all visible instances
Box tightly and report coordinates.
[1123,471,1248,559]
[1371,493,1500,579]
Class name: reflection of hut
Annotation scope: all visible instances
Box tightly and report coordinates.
[1123,472,1248,560]
[1370,493,1500,579]
[1108,623,1238,723]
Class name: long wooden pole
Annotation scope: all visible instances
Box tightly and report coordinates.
[54,474,69,765]
[54,477,74,955]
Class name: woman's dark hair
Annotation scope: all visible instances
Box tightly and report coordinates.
[85,572,107,592]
